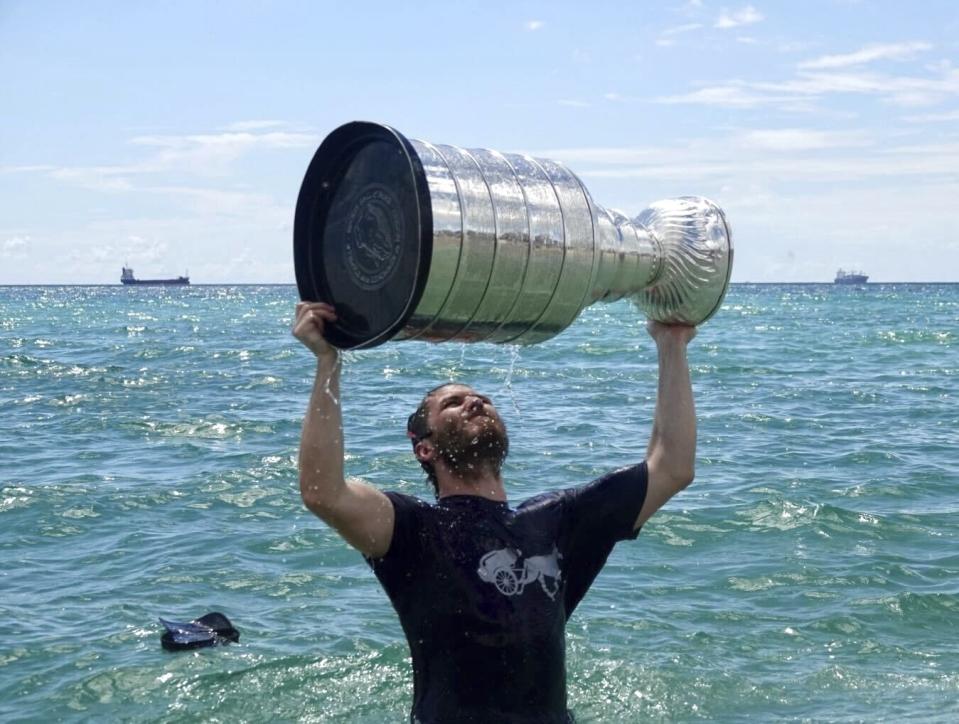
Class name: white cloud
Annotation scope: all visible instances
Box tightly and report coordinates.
[799,42,932,70]
[658,84,803,109]
[777,40,816,54]
[129,131,319,155]
[222,120,290,131]
[558,99,590,108]
[879,140,959,156]
[139,185,289,221]
[536,132,959,186]
[658,62,959,110]
[926,59,953,73]
[49,167,134,192]
[663,22,704,36]
[0,164,55,174]
[736,128,871,151]
[79,236,169,266]
[577,148,959,183]
[903,109,959,122]
[44,128,321,194]
[715,5,763,30]
[128,131,318,175]
[791,68,959,106]
[525,20,544,31]
[2,235,30,255]
[657,22,703,46]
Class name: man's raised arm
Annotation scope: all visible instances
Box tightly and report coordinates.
[293,302,394,558]
[635,321,698,530]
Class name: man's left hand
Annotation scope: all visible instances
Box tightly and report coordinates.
[646,320,697,346]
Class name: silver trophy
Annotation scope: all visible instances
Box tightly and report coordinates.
[294,122,733,349]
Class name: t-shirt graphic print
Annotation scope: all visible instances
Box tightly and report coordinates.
[477,545,562,600]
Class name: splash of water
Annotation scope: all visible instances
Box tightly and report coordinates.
[322,351,344,406]
[502,345,522,415]
[439,343,469,381]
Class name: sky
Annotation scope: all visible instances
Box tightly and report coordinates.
[1,0,958,284]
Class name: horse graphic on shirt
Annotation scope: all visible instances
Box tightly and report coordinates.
[477,546,562,600]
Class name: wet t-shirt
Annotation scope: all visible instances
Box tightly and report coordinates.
[366,463,648,724]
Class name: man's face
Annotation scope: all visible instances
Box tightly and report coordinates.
[425,384,509,476]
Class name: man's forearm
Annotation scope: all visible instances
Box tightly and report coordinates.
[299,354,347,513]
[646,337,696,484]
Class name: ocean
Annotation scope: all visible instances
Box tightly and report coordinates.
[1,283,956,722]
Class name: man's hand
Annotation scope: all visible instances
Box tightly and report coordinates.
[293,302,338,361]
[646,320,696,347]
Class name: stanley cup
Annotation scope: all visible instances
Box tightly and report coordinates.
[294,121,733,349]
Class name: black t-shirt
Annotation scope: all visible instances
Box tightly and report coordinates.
[366,463,648,724]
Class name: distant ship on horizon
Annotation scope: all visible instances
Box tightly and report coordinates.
[121,266,190,286]
[834,269,868,285]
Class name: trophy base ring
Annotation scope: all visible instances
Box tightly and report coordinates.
[293,122,434,349]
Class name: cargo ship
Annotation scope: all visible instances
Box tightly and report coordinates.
[834,269,868,285]
[120,266,190,286]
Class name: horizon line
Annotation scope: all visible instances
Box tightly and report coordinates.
[3,281,959,287]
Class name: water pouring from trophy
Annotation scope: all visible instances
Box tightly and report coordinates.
[294,121,734,349]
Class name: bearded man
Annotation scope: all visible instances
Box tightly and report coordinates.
[293,301,697,724]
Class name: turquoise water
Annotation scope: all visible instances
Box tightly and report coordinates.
[1,284,956,722]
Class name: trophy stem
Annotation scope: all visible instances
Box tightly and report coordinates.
[584,194,733,326]
[588,205,664,304]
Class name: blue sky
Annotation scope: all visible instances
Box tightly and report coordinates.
[2,0,957,283]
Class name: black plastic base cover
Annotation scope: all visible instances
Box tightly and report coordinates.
[294,121,433,349]
[160,612,240,651]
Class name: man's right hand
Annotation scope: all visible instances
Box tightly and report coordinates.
[293,302,338,360]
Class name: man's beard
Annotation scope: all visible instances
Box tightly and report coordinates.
[433,416,509,480]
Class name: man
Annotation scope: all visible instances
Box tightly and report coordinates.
[293,301,697,723]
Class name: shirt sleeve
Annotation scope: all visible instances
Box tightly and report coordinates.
[364,492,428,585]
[565,462,648,543]
[559,462,648,616]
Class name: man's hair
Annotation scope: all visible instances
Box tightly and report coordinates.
[406,383,459,496]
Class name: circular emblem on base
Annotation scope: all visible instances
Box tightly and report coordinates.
[294,122,433,349]
[344,184,404,290]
